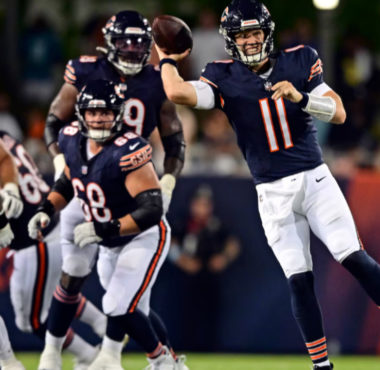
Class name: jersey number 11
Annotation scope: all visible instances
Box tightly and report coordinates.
[259,97,294,152]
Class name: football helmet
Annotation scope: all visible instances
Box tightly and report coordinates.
[219,0,275,66]
[75,79,126,142]
[100,10,152,76]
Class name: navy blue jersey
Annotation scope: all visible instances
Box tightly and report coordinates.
[200,45,325,184]
[58,125,154,247]
[0,131,56,250]
[64,56,166,139]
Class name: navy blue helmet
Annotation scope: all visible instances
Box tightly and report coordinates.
[75,79,126,142]
[100,10,153,76]
[219,0,275,66]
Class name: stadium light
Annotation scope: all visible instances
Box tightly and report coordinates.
[313,0,340,10]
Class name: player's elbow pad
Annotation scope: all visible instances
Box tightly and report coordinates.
[161,131,186,162]
[51,172,74,203]
[130,189,163,232]
[44,113,67,147]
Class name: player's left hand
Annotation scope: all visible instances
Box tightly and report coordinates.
[271,81,303,103]
[159,174,176,214]
[0,183,23,219]
[0,223,14,248]
[74,222,102,248]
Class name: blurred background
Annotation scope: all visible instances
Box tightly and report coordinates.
[0,0,380,357]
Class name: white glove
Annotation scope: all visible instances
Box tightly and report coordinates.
[0,223,14,248]
[74,222,102,248]
[28,212,51,240]
[159,174,176,214]
[53,153,66,181]
[0,183,23,219]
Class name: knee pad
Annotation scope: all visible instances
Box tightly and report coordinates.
[62,254,92,277]
[102,291,120,316]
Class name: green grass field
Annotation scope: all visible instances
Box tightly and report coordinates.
[15,353,380,369]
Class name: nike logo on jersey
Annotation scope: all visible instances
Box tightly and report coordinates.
[315,176,326,183]
[129,142,139,151]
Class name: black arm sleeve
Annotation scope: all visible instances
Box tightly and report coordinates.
[130,189,163,231]
[51,172,74,203]
[44,113,67,147]
[161,131,186,162]
[0,212,8,229]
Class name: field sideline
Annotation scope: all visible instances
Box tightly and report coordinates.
[15,353,380,369]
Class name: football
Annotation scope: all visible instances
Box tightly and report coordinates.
[152,15,193,55]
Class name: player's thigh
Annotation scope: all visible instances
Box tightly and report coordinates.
[305,164,361,262]
[60,198,85,240]
[60,199,98,277]
[103,219,171,316]
[256,180,312,278]
[97,245,121,290]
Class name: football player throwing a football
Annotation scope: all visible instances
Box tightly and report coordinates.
[155,0,380,368]
[29,80,179,370]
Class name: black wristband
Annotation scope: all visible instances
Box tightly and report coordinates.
[159,58,178,69]
[36,198,56,218]
[94,219,121,239]
[298,92,309,109]
[0,212,8,229]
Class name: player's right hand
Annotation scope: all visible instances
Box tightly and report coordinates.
[0,183,24,219]
[155,44,191,62]
[28,212,51,240]
[0,223,14,248]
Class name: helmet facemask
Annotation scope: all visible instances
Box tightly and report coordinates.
[75,81,126,143]
[104,33,152,76]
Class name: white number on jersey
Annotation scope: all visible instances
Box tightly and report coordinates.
[14,145,50,204]
[123,98,145,135]
[72,178,112,222]
[259,98,293,152]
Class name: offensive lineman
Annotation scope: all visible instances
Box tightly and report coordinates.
[29,79,178,370]
[0,138,24,370]
[41,10,185,369]
[0,131,103,369]
[155,0,380,368]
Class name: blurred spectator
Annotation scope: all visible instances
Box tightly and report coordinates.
[0,92,23,141]
[197,110,248,175]
[20,14,63,104]
[329,31,377,153]
[186,9,229,79]
[79,15,109,55]
[278,18,318,51]
[23,108,53,177]
[169,185,240,350]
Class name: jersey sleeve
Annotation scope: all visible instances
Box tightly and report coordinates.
[64,56,98,90]
[302,46,324,93]
[117,135,153,176]
[200,63,222,109]
[58,124,80,163]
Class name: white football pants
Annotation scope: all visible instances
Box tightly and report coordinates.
[256,164,361,278]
